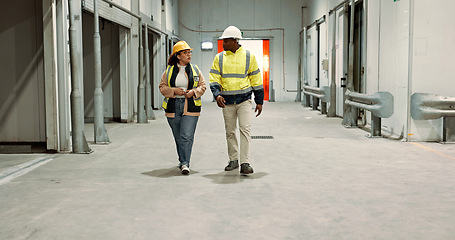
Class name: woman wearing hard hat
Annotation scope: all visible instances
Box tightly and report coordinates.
[159,41,206,175]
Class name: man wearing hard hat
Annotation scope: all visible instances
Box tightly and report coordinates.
[209,26,264,175]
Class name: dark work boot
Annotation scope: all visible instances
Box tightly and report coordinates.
[240,163,254,174]
[224,160,239,171]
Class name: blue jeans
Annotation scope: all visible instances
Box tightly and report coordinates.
[167,98,199,168]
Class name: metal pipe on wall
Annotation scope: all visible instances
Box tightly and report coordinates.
[303,27,310,107]
[297,29,302,102]
[328,11,337,117]
[137,22,147,123]
[296,6,307,102]
[342,0,357,126]
[68,0,91,153]
[93,0,110,143]
[406,0,415,141]
[145,24,155,120]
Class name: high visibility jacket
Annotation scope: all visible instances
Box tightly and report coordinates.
[209,46,264,105]
[162,64,202,113]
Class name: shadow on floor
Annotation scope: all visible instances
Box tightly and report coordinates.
[141,167,200,178]
[202,171,268,184]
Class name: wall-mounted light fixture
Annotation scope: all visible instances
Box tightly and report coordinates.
[201,41,213,50]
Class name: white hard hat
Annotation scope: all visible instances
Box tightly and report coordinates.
[220,26,242,39]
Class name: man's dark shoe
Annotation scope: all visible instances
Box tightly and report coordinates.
[224,160,239,171]
[240,163,254,174]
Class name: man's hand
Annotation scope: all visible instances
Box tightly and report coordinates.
[174,88,185,96]
[255,104,263,117]
[216,95,226,108]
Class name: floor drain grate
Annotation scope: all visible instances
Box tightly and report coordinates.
[251,136,274,140]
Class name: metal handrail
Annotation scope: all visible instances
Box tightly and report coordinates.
[303,86,330,102]
[344,90,394,137]
[345,90,393,118]
[303,85,330,114]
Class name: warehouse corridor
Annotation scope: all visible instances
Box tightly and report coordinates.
[1,102,455,239]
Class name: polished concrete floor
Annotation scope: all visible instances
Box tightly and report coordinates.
[1,102,455,240]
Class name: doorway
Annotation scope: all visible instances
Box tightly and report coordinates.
[217,39,270,101]
[82,12,121,123]
[335,7,348,117]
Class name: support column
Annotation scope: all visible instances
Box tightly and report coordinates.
[145,24,155,120]
[328,12,337,117]
[93,0,110,143]
[68,0,91,153]
[137,22,147,123]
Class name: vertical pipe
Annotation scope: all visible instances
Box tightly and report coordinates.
[328,11,337,117]
[343,0,356,126]
[93,0,110,143]
[137,22,146,123]
[406,0,414,141]
[315,24,320,110]
[68,0,91,153]
[145,24,155,120]
[303,27,311,107]
[349,0,357,126]
[297,30,302,102]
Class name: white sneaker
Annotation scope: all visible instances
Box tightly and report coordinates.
[181,165,190,175]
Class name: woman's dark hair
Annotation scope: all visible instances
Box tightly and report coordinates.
[167,52,180,66]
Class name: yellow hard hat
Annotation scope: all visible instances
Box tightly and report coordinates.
[172,41,193,54]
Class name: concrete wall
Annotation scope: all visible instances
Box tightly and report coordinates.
[179,0,308,102]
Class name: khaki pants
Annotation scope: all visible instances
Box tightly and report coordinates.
[222,99,252,164]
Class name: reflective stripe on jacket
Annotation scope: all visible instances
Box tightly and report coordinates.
[209,46,264,105]
[162,64,202,113]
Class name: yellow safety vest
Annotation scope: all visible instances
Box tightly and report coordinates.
[209,46,263,95]
[162,64,201,112]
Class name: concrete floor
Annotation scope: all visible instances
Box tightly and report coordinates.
[1,102,455,240]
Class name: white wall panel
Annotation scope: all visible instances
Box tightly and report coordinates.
[166,0,178,34]
[319,22,329,87]
[140,0,161,24]
[409,0,455,141]
[378,0,410,139]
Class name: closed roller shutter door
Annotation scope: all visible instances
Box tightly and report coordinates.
[83,0,132,28]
